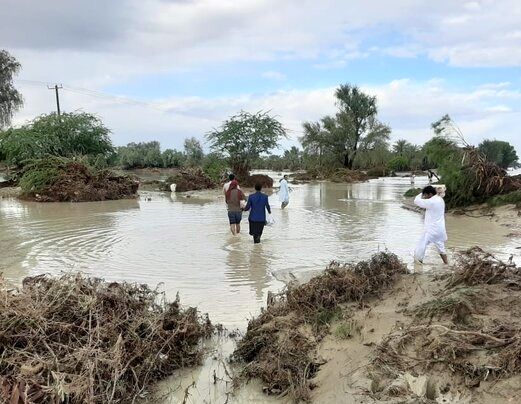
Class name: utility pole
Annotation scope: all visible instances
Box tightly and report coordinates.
[47,84,63,116]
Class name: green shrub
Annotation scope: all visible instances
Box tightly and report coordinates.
[404,187,422,197]
[367,167,388,178]
[486,191,521,207]
[0,112,114,167]
[387,156,409,172]
[19,157,68,193]
[202,152,227,183]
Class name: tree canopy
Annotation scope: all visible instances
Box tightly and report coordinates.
[206,110,286,178]
[301,84,389,169]
[478,139,518,169]
[0,112,113,167]
[0,50,23,129]
[183,137,204,167]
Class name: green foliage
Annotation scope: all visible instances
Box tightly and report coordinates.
[19,157,67,193]
[0,50,23,129]
[0,112,113,167]
[116,141,160,169]
[116,141,186,169]
[207,110,286,178]
[202,152,228,182]
[253,146,303,171]
[387,156,409,172]
[183,137,204,167]
[486,190,521,207]
[366,167,388,178]
[478,139,519,169]
[422,136,460,168]
[404,187,422,197]
[161,148,185,168]
[301,83,390,170]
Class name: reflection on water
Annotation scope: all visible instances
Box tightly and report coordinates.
[0,176,518,329]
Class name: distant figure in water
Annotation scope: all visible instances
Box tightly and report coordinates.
[410,174,415,185]
[414,185,448,265]
[225,179,246,235]
[243,183,271,244]
[278,175,290,209]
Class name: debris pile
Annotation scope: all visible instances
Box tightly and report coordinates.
[20,157,139,202]
[163,167,216,192]
[372,247,521,400]
[233,252,407,401]
[0,274,212,403]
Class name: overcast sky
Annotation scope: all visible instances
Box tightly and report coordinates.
[2,0,520,153]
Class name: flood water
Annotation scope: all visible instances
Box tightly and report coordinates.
[1,173,519,402]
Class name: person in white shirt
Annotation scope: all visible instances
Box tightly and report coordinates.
[278,175,290,209]
[414,185,448,264]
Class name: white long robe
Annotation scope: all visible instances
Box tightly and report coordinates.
[278,179,290,203]
[414,193,447,261]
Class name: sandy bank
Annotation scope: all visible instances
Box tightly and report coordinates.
[234,248,521,403]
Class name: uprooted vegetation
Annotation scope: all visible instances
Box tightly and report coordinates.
[233,252,407,401]
[440,147,521,209]
[162,167,216,192]
[291,167,369,184]
[19,157,139,202]
[0,274,212,403]
[371,247,521,402]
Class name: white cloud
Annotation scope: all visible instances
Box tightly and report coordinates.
[12,79,520,154]
[3,0,521,154]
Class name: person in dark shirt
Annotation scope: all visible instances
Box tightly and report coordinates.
[243,183,271,244]
[225,179,246,235]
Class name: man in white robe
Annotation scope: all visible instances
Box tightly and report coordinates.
[278,175,290,209]
[414,185,448,264]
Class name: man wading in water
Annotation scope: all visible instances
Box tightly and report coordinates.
[278,175,290,209]
[414,185,448,265]
[225,179,246,235]
[243,183,271,244]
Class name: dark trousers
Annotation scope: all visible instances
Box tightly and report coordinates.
[249,220,265,244]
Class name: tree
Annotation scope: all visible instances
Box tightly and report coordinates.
[0,112,113,167]
[183,137,204,167]
[0,50,23,129]
[335,84,378,168]
[393,139,415,156]
[283,146,302,170]
[207,110,286,179]
[478,139,518,169]
[161,148,185,168]
[301,84,386,169]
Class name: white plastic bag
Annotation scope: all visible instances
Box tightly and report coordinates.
[266,213,275,226]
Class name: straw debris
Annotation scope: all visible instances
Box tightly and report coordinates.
[448,246,520,288]
[0,273,212,403]
[373,248,521,398]
[233,251,407,402]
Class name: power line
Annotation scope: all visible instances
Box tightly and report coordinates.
[17,79,167,112]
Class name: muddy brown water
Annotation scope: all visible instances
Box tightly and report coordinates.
[1,173,519,403]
